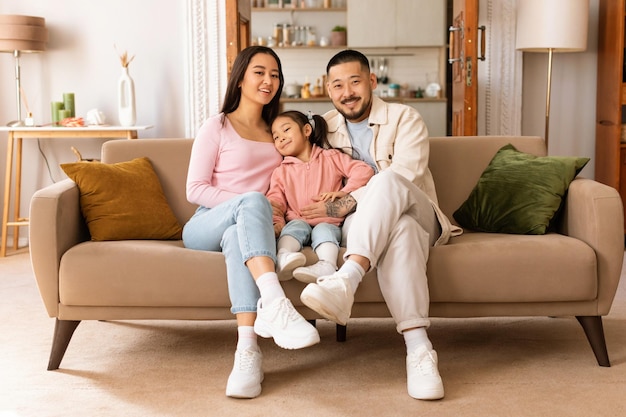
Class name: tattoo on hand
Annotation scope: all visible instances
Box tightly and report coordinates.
[326,194,357,218]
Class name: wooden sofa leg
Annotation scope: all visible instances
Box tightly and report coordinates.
[336,324,347,342]
[576,316,610,367]
[47,319,81,370]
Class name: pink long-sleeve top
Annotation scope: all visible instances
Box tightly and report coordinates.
[266,144,374,227]
[186,113,282,208]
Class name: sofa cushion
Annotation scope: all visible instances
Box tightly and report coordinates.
[453,144,589,234]
[61,157,182,241]
[426,232,597,303]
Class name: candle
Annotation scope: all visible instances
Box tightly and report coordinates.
[51,101,64,126]
[58,109,71,122]
[63,93,75,117]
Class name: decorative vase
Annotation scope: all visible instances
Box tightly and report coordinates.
[118,67,136,126]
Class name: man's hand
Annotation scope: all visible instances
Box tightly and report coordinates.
[301,194,357,220]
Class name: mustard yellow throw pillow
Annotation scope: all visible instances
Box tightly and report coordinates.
[61,157,182,241]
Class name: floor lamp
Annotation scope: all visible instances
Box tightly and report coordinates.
[0,15,48,126]
[515,0,589,150]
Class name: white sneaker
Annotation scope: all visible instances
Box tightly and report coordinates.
[254,297,320,349]
[293,261,337,284]
[300,273,353,325]
[226,346,264,399]
[276,251,307,281]
[406,346,444,400]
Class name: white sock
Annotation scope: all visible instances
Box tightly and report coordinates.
[403,327,433,353]
[337,259,365,294]
[237,326,258,351]
[277,235,300,254]
[315,242,339,268]
[256,271,285,305]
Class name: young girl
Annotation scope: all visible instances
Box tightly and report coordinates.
[266,110,374,283]
[182,47,319,399]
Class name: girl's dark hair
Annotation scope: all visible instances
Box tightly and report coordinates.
[276,110,331,149]
[326,49,370,75]
[221,46,285,125]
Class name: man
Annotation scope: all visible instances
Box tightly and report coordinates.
[299,49,460,400]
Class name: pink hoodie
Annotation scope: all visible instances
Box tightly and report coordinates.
[266,144,374,227]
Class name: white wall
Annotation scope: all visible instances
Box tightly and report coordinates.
[0,0,187,241]
[0,0,602,245]
[520,0,598,179]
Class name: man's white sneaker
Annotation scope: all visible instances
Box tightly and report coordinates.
[276,251,307,281]
[299,273,353,325]
[293,261,337,284]
[406,346,444,400]
[254,297,320,349]
[226,346,264,399]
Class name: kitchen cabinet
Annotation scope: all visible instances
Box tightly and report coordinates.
[595,0,626,232]
[346,0,446,47]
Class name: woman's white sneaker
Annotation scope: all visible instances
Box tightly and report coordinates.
[406,346,444,400]
[293,261,337,283]
[254,297,320,349]
[226,346,264,399]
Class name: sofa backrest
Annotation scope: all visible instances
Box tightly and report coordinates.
[102,139,197,226]
[101,135,546,227]
[429,136,545,222]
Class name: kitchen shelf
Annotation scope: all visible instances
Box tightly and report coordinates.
[253,7,346,12]
[280,97,447,103]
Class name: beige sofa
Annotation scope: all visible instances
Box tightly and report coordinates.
[30,136,624,370]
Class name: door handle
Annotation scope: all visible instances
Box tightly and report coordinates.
[448,26,463,64]
[478,25,486,61]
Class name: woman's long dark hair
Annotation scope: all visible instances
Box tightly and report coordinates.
[221,46,285,125]
[276,110,331,149]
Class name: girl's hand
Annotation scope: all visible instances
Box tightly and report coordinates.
[269,199,284,218]
[317,191,347,202]
[273,223,283,238]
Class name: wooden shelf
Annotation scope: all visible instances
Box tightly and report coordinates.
[252,7,346,12]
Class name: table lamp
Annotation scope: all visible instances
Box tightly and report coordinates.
[0,14,48,126]
[515,0,589,149]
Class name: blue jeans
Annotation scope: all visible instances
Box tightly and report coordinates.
[182,192,276,314]
[280,219,341,250]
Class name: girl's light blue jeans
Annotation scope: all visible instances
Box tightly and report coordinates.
[280,219,341,250]
[182,192,276,314]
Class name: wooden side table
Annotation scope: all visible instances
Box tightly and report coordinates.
[1,125,153,257]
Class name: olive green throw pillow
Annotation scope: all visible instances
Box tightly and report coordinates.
[453,144,589,235]
[61,157,182,241]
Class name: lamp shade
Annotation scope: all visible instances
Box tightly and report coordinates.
[516,0,589,52]
[0,14,48,53]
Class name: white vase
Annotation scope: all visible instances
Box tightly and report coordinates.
[118,67,136,126]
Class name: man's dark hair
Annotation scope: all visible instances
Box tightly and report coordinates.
[326,49,370,75]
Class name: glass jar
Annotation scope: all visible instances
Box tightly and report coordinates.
[306,26,317,46]
[282,23,293,46]
[388,83,400,97]
[273,23,283,46]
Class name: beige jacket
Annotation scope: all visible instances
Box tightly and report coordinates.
[323,95,461,245]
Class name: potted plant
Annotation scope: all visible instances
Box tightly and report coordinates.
[330,25,347,47]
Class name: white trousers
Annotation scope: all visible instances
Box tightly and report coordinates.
[342,170,439,333]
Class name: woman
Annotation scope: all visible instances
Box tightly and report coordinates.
[183,46,319,399]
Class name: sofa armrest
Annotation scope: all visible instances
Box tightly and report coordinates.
[559,178,624,314]
[29,179,89,317]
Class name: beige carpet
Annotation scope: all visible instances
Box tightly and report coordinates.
[1,248,626,417]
